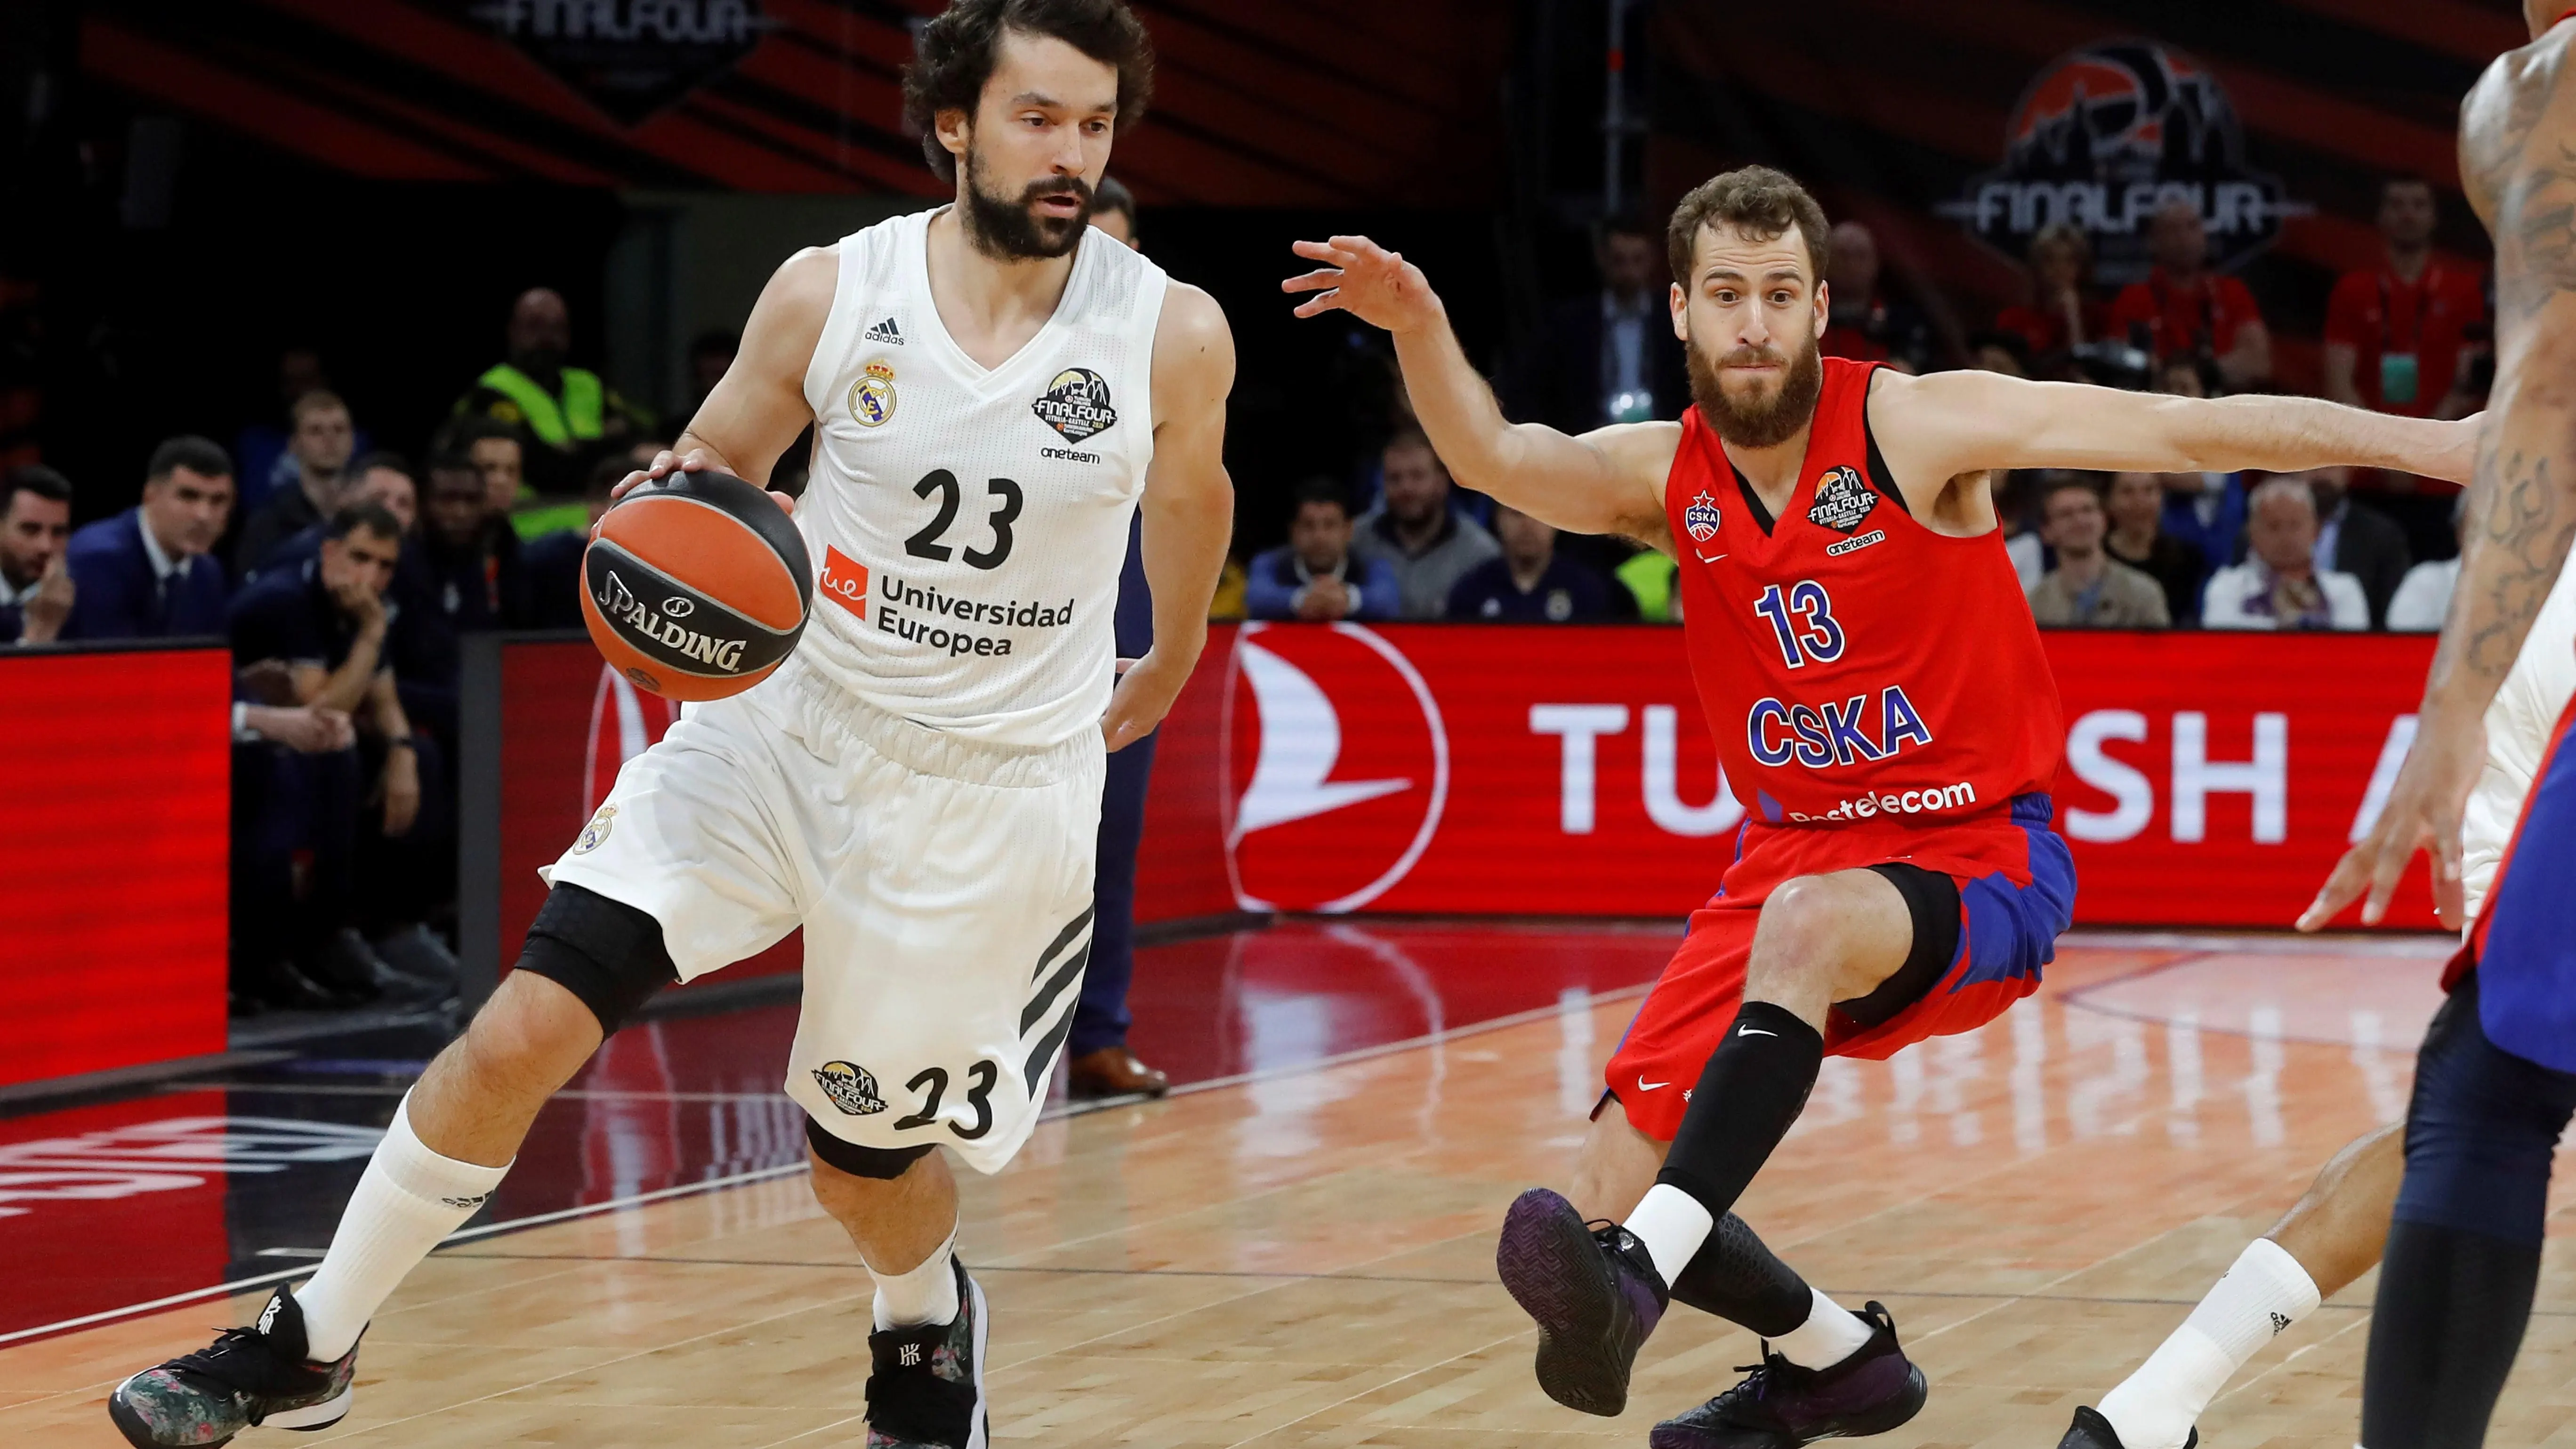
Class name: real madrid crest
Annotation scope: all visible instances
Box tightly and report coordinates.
[849,360,897,428]
[1806,465,1876,534]
[572,804,616,855]
[1683,490,1723,543]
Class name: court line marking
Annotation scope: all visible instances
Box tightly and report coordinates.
[0,982,1653,1348]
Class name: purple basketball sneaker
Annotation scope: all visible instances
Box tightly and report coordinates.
[1650,1301,1926,1449]
[1495,1186,1670,1417]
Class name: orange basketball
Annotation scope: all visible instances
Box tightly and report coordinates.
[580,470,812,702]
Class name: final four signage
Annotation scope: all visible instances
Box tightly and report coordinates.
[468,0,781,124]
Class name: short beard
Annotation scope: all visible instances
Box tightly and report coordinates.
[1686,333,1825,450]
[960,145,1091,261]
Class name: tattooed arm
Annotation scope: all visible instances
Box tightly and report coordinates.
[2304,31,2576,929]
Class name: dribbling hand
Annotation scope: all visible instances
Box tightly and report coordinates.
[604,446,796,531]
[1282,236,1442,335]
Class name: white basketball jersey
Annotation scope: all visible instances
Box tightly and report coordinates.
[796,206,1168,747]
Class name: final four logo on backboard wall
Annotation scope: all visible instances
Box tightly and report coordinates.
[1683,491,1722,543]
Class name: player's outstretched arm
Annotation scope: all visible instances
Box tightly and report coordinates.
[1871,368,2481,487]
[1103,282,1236,754]
[2303,64,2576,930]
[1284,236,1675,551]
[613,246,837,513]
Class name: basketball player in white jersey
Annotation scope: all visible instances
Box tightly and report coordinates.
[108,4,1233,1447]
[2058,555,2576,1449]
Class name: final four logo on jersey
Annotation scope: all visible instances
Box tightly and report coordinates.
[1032,367,1117,443]
[1683,491,1723,543]
[849,360,897,428]
[812,1061,887,1115]
[1807,465,1877,534]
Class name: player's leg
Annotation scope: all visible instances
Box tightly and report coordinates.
[802,1132,993,1449]
[2067,1123,2400,1449]
[2358,972,2576,1449]
[1496,867,1937,1421]
[107,884,677,1448]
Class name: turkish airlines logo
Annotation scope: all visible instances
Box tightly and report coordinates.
[1222,623,1449,912]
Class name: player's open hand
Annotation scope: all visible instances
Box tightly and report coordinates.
[604,446,795,528]
[1101,647,1191,754]
[1283,236,1441,335]
[2299,703,2486,931]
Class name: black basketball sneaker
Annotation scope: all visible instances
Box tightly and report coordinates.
[1493,1186,1670,1417]
[107,1287,360,1447]
[864,1258,990,1449]
[1649,1301,1926,1449]
[2057,1405,2198,1449]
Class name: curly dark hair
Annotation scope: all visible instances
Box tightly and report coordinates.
[902,0,1155,184]
[1666,165,1831,288]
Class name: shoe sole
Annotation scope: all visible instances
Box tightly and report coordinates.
[1494,1188,1632,1417]
[272,1384,355,1431]
[105,1373,352,1447]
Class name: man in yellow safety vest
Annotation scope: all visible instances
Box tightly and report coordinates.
[452,288,649,500]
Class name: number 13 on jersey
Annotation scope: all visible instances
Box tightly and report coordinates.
[1753,580,1845,668]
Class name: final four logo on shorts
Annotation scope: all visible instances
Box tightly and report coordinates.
[1807,466,1877,534]
[849,360,897,428]
[1683,491,1723,543]
[812,1061,887,1115]
[1032,367,1116,443]
[572,805,616,855]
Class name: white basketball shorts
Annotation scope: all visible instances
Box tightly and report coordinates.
[543,658,1105,1175]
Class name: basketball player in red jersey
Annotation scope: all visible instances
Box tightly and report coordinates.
[1286,168,2478,1445]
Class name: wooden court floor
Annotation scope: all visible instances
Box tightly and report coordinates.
[8,938,2572,1447]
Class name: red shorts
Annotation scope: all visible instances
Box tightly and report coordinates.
[1604,795,2076,1141]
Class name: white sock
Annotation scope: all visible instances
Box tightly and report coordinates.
[294,1092,511,1361]
[1623,1184,1716,1288]
[1770,1287,1876,1369]
[2098,1237,2322,1449]
[869,1229,961,1330]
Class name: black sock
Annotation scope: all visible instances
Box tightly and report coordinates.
[1670,1212,1811,1335]
[1655,999,1823,1219]
[2360,1218,2542,1449]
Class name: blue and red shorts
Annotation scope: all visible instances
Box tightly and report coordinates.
[1605,793,2077,1142]
[2462,689,2576,1075]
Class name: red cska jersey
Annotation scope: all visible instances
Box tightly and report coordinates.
[1664,358,2063,879]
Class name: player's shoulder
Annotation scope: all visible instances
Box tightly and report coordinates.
[1586,419,1687,492]
[766,244,842,312]
[1152,281,1235,378]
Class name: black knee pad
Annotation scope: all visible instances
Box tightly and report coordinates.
[1835,862,1962,1029]
[515,883,678,1036]
[806,1117,934,1179]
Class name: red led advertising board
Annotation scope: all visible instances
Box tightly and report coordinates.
[1136,624,2447,932]
[0,646,231,1087]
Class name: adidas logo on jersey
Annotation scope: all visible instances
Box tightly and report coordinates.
[863,316,904,345]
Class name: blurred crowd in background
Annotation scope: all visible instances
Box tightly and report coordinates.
[0,168,2487,1016]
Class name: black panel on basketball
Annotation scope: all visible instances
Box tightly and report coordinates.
[580,469,813,702]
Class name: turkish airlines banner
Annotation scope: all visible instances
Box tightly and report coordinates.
[1137,624,2447,933]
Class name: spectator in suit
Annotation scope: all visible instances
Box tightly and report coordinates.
[2299,466,2411,627]
[1447,505,1617,621]
[2324,177,2487,422]
[229,502,453,1007]
[2024,475,2169,627]
[2102,470,2206,625]
[1506,217,1689,434]
[233,391,357,578]
[1351,428,1500,619]
[62,436,234,641]
[2202,476,2369,631]
[1,465,73,644]
[1993,221,2106,370]
[246,451,419,583]
[1247,480,1400,622]
[2107,199,2272,388]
